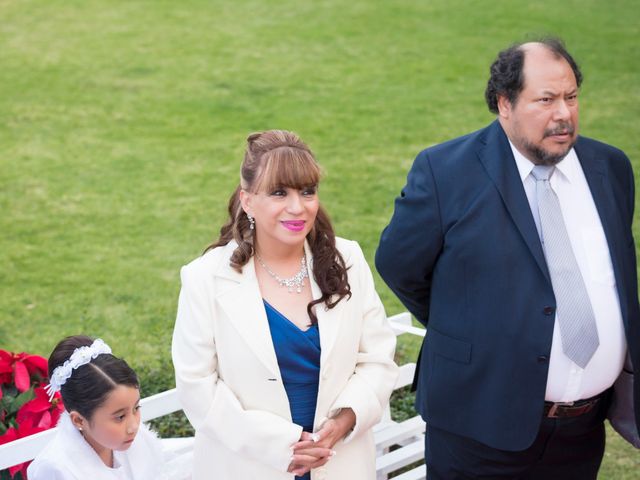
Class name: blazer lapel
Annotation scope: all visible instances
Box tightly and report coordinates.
[477,121,550,283]
[215,245,281,376]
[576,142,631,327]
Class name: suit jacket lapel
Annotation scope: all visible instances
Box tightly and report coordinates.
[576,141,631,327]
[215,244,282,376]
[477,121,550,283]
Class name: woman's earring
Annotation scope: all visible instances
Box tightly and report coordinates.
[247,213,255,230]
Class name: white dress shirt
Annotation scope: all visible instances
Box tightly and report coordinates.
[510,142,627,402]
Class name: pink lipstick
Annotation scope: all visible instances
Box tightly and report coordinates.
[281,220,305,232]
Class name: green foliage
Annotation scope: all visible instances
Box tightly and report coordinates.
[135,358,194,438]
[0,0,638,476]
[390,386,417,423]
[0,471,24,480]
[0,386,36,434]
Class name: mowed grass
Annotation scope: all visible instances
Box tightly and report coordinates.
[1,0,638,476]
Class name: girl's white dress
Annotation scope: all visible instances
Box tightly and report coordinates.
[27,412,165,480]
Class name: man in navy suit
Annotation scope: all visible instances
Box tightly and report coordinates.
[376,38,639,479]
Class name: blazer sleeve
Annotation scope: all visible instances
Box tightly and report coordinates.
[375,150,444,326]
[327,241,399,441]
[172,261,303,473]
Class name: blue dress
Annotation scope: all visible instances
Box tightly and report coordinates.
[264,300,321,480]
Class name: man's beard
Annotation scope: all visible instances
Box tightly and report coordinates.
[521,122,577,166]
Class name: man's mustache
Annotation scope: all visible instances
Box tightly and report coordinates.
[544,123,575,137]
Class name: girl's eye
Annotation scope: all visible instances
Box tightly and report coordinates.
[302,187,317,196]
[269,189,286,197]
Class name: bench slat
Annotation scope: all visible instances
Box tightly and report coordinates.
[391,464,427,480]
[375,437,425,474]
[374,415,425,450]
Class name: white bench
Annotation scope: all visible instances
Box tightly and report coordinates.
[0,313,427,479]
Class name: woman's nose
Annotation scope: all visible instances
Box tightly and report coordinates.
[286,192,304,213]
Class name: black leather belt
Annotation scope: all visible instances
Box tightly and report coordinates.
[543,392,604,418]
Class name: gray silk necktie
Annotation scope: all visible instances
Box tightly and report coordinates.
[531,165,599,368]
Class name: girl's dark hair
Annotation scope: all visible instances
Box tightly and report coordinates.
[48,335,139,420]
[205,129,351,323]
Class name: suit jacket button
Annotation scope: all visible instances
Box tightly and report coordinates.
[543,306,554,315]
[538,356,548,363]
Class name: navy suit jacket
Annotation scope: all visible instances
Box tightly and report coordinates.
[376,120,640,450]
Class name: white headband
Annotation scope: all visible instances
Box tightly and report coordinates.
[45,338,112,402]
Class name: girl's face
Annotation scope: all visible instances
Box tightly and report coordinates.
[71,385,141,464]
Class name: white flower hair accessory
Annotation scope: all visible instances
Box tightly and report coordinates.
[45,338,112,402]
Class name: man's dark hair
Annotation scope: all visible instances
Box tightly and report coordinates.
[484,37,583,114]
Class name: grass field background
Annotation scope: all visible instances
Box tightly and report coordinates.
[1,0,638,476]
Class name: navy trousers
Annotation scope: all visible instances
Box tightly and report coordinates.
[425,396,609,479]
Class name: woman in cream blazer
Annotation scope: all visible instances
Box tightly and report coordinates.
[172,130,398,480]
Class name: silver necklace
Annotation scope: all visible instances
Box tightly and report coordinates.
[255,253,308,293]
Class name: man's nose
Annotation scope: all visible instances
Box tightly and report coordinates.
[553,99,572,121]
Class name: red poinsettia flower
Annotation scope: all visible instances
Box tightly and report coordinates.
[17,386,64,430]
[0,350,48,392]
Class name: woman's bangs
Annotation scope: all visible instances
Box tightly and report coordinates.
[257,148,321,192]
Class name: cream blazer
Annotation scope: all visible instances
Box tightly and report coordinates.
[172,238,398,480]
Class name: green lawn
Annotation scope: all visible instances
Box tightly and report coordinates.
[1,0,638,476]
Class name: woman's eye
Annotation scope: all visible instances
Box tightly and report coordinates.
[302,187,317,196]
[270,189,286,197]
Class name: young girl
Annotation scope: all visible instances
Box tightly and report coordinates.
[27,335,164,480]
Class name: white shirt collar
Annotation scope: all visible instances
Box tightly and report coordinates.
[508,139,580,184]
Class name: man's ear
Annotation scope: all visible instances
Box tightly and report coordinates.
[69,411,87,431]
[497,95,512,119]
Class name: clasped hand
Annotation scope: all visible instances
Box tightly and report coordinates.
[287,408,356,477]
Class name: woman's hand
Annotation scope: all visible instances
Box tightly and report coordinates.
[311,408,356,449]
[288,408,356,475]
[288,431,333,476]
